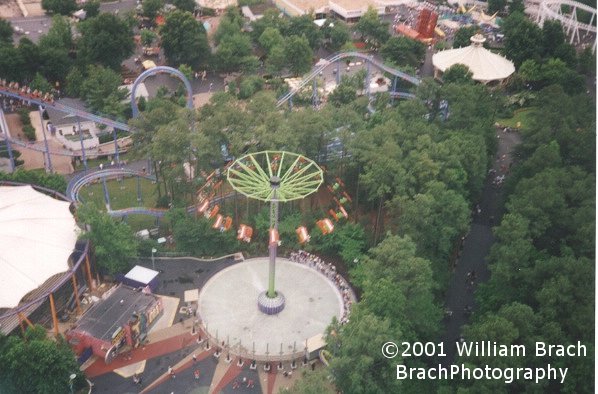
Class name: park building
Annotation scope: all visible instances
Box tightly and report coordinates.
[66,283,163,364]
[270,0,411,20]
[0,183,97,337]
[432,34,516,84]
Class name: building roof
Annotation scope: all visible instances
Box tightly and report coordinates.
[74,285,158,341]
[124,265,159,285]
[0,185,79,309]
[45,97,92,127]
[432,34,515,82]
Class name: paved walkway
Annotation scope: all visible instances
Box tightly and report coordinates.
[84,323,197,378]
[440,128,521,363]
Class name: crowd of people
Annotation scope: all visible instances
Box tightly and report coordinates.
[288,250,356,324]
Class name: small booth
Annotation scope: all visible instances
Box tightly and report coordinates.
[119,265,159,293]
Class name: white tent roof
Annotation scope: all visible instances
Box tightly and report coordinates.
[0,185,79,309]
[125,265,159,285]
[433,34,515,83]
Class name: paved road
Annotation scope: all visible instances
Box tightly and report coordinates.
[440,128,521,364]
[9,0,136,44]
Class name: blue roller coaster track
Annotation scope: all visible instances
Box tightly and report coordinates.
[276,51,421,107]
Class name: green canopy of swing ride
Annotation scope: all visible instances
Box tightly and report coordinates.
[227,151,324,202]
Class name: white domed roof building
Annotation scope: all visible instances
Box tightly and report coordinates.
[432,34,516,84]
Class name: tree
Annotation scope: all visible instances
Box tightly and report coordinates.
[380,36,425,68]
[82,0,100,18]
[0,18,12,46]
[65,66,84,96]
[258,27,284,53]
[284,35,312,75]
[280,369,336,394]
[80,65,128,116]
[0,325,82,394]
[78,13,134,70]
[502,12,542,67]
[178,64,193,81]
[172,0,196,12]
[39,15,72,50]
[442,63,474,84]
[0,169,67,192]
[326,307,402,393]
[265,44,286,74]
[30,72,53,92]
[250,8,287,43]
[452,26,477,48]
[143,0,163,20]
[140,28,157,47]
[488,0,506,13]
[160,10,209,68]
[323,20,350,52]
[285,14,322,50]
[0,45,24,81]
[328,79,357,106]
[213,6,243,45]
[508,0,525,14]
[38,45,72,83]
[214,33,254,72]
[168,210,238,256]
[41,0,76,15]
[17,37,40,80]
[355,234,442,340]
[355,7,389,48]
[77,203,138,274]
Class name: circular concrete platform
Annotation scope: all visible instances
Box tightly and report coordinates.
[198,257,343,359]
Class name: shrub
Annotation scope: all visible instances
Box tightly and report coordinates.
[23,125,36,141]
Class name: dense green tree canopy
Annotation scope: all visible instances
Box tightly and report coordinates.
[355,6,389,47]
[502,12,543,67]
[172,0,196,12]
[0,326,82,394]
[0,18,12,45]
[380,36,426,68]
[452,26,478,48]
[442,63,474,84]
[41,0,76,15]
[142,0,164,20]
[77,203,138,274]
[0,169,67,192]
[78,13,134,70]
[160,10,209,68]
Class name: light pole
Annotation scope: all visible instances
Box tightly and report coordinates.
[151,248,157,270]
[69,373,76,394]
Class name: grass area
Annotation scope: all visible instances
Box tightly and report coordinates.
[497,108,535,129]
[74,157,113,171]
[80,176,159,211]
[123,214,170,233]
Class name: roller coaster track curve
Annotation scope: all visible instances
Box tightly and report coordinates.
[276,51,421,107]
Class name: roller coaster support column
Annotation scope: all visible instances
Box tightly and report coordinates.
[137,176,142,202]
[38,105,53,173]
[0,109,15,172]
[391,76,398,105]
[312,79,318,108]
[288,96,293,111]
[365,58,371,98]
[112,128,120,164]
[336,61,340,84]
[102,176,110,210]
[77,119,88,171]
